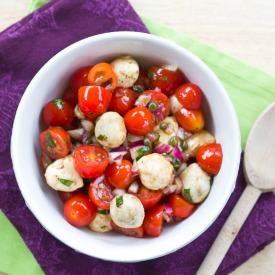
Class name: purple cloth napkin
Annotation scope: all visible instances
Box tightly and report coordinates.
[0,0,275,274]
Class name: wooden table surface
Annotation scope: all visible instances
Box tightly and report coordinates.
[0,0,274,274]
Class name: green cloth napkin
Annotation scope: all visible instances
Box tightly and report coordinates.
[0,211,43,275]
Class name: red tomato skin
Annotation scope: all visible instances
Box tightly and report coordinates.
[111,221,144,238]
[148,66,186,96]
[135,186,163,210]
[124,106,154,136]
[169,194,195,219]
[58,191,80,202]
[43,99,74,127]
[143,204,164,237]
[70,67,90,93]
[64,194,96,227]
[78,86,112,117]
[134,70,150,90]
[109,88,136,115]
[73,145,109,178]
[39,127,71,160]
[196,143,223,175]
[88,180,113,209]
[40,153,52,171]
[105,160,133,189]
[175,107,204,132]
[62,87,78,107]
[175,83,202,110]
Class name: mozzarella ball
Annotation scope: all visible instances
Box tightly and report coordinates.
[88,213,112,233]
[137,153,174,190]
[95,112,126,148]
[44,155,83,191]
[111,56,139,88]
[185,130,215,157]
[154,116,179,145]
[170,95,183,114]
[110,194,145,228]
[180,163,211,203]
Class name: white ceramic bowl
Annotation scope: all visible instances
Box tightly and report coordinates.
[11,32,241,262]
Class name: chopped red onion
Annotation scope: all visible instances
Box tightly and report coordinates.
[163,184,177,195]
[163,203,174,223]
[174,177,183,194]
[67,128,84,141]
[128,140,144,148]
[109,150,127,164]
[128,181,139,193]
[146,132,159,143]
[154,104,165,124]
[135,94,151,106]
[127,134,144,143]
[80,119,94,132]
[172,146,184,162]
[94,175,105,185]
[176,127,185,140]
[112,188,126,196]
[154,144,173,154]
[110,145,128,153]
[176,163,187,176]
[164,203,173,215]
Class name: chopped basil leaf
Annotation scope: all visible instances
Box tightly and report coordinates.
[171,157,181,169]
[160,76,168,81]
[148,101,158,112]
[97,209,110,215]
[97,134,108,141]
[169,136,178,147]
[183,188,193,202]
[46,132,56,148]
[133,85,144,93]
[159,122,168,130]
[116,196,123,207]
[54,98,64,110]
[136,146,150,160]
[57,178,74,187]
[148,69,157,80]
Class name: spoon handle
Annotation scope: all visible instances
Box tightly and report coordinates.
[196,184,261,275]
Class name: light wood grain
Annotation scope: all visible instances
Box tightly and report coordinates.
[0,1,274,274]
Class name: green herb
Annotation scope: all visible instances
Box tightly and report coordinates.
[136,146,150,160]
[133,85,144,94]
[160,76,168,81]
[148,69,157,80]
[159,122,168,130]
[171,157,181,169]
[46,132,56,148]
[54,98,64,110]
[183,188,193,202]
[57,178,74,187]
[169,136,178,147]
[116,196,124,207]
[180,140,189,151]
[143,138,152,148]
[97,134,107,141]
[97,209,110,215]
[148,102,158,112]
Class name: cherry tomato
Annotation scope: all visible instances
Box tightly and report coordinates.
[64,193,96,227]
[136,186,163,210]
[143,90,170,122]
[124,106,154,136]
[62,87,78,107]
[109,88,136,115]
[169,194,195,219]
[73,145,109,178]
[105,160,133,189]
[70,67,90,93]
[143,204,164,237]
[148,66,186,96]
[134,70,149,91]
[78,86,112,117]
[43,98,74,128]
[40,153,52,171]
[175,108,204,132]
[88,179,113,209]
[111,221,144,238]
[175,83,202,110]
[39,127,71,159]
[196,143,223,175]
[88,63,117,90]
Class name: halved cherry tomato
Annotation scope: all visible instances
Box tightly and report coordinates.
[73,145,109,178]
[143,90,170,122]
[39,127,71,159]
[148,66,186,96]
[175,108,204,132]
[40,153,52,171]
[169,194,195,219]
[143,204,164,237]
[62,87,78,107]
[111,221,144,238]
[196,143,223,175]
[78,86,112,117]
[175,83,202,110]
[43,98,74,128]
[136,186,163,210]
[124,106,154,136]
[105,160,133,189]
[70,67,90,93]
[64,193,96,227]
[88,63,117,90]
[109,88,136,115]
[88,179,113,209]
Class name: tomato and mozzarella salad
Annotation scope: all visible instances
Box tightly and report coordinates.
[39,56,223,238]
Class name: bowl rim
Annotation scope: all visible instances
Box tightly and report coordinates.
[11,31,241,262]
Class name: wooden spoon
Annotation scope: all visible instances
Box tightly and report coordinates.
[196,102,275,275]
